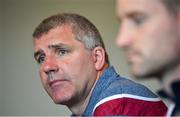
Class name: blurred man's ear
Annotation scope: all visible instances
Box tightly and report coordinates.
[92,47,105,70]
[178,11,180,35]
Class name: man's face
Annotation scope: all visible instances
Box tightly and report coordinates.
[116,0,180,78]
[34,26,97,106]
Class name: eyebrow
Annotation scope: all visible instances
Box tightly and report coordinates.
[126,11,145,18]
[48,43,71,50]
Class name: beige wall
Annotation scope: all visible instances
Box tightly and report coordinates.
[0,0,160,115]
[1,0,3,114]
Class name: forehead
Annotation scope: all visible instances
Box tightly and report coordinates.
[116,0,164,15]
[34,26,82,50]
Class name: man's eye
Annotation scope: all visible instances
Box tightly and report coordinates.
[132,15,146,26]
[55,49,69,56]
[37,55,45,64]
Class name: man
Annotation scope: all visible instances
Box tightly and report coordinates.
[116,0,180,115]
[33,13,167,116]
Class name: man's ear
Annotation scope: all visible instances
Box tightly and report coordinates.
[178,11,180,35]
[92,47,105,70]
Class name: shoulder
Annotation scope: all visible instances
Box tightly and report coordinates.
[92,76,167,116]
[103,66,156,96]
[93,93,167,116]
[104,75,158,98]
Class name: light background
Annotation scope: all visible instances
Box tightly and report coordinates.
[0,0,160,115]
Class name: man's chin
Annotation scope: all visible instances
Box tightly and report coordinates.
[52,97,68,105]
[51,93,74,106]
[131,71,157,80]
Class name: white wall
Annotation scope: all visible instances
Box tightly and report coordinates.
[0,0,160,115]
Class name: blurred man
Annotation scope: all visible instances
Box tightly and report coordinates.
[33,13,167,116]
[116,0,180,115]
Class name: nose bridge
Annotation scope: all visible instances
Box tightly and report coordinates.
[116,21,132,48]
[42,54,58,73]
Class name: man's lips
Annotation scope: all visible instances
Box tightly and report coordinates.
[127,51,140,62]
[49,79,66,87]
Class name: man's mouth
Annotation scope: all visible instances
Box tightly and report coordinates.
[49,79,65,87]
[127,50,141,62]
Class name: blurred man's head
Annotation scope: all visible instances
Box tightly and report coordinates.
[116,0,180,79]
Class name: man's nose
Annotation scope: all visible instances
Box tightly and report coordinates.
[116,25,132,49]
[42,56,59,75]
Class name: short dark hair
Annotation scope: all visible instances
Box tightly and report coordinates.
[33,13,109,64]
[161,0,180,14]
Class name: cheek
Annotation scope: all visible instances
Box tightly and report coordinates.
[147,25,178,55]
[65,55,95,82]
[38,68,47,86]
[66,53,94,70]
[137,22,165,54]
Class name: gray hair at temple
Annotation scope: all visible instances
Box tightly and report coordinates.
[160,0,180,14]
[33,13,109,64]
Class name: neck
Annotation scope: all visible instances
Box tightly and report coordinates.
[161,62,180,97]
[70,87,94,116]
[69,64,109,115]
